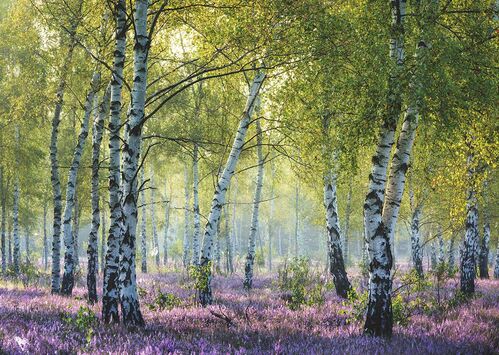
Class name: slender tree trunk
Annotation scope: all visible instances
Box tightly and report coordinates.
[364,0,413,338]
[438,227,445,267]
[223,203,233,274]
[1,167,6,274]
[13,126,20,275]
[448,233,456,274]
[43,202,48,271]
[199,71,265,306]
[244,113,264,289]
[87,83,110,304]
[139,168,148,273]
[191,144,201,266]
[231,178,238,260]
[278,227,282,257]
[430,242,437,269]
[294,183,299,256]
[163,182,170,265]
[100,196,107,274]
[479,180,490,279]
[343,180,352,265]
[73,194,81,273]
[118,0,149,326]
[324,171,352,298]
[102,0,127,324]
[410,203,424,277]
[494,236,499,279]
[268,160,275,272]
[50,22,79,294]
[460,152,479,295]
[25,228,31,264]
[183,164,191,268]
[8,222,12,266]
[60,73,99,295]
[150,170,160,267]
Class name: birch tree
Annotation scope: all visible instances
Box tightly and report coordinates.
[183,164,191,268]
[163,181,170,265]
[244,108,264,290]
[50,16,79,294]
[140,168,148,273]
[150,170,160,267]
[118,0,150,325]
[1,167,6,274]
[13,126,20,274]
[198,70,265,306]
[60,72,100,295]
[102,0,126,324]
[87,83,111,304]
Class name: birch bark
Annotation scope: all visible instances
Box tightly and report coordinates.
[87,83,110,303]
[13,126,20,274]
[102,0,127,324]
[192,144,201,265]
[199,71,265,306]
[118,0,149,325]
[60,73,99,295]
[140,168,148,273]
[150,170,160,267]
[183,163,191,267]
[1,168,5,274]
[163,182,170,265]
[244,111,264,290]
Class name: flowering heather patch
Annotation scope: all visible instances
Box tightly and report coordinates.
[0,273,497,354]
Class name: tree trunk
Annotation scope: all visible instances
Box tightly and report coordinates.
[324,171,351,298]
[8,222,12,266]
[410,202,424,277]
[25,228,30,264]
[1,167,6,274]
[343,180,352,265]
[244,112,264,290]
[163,182,170,265]
[223,203,233,274]
[100,196,107,274]
[268,160,275,272]
[199,71,265,306]
[139,168,148,273]
[13,127,20,275]
[191,143,201,266]
[460,152,478,295]
[294,183,299,257]
[448,233,456,274]
[494,235,499,279]
[43,202,48,271]
[87,83,110,304]
[183,163,191,268]
[73,194,81,273]
[364,0,412,337]
[430,242,437,270]
[60,73,99,295]
[438,227,445,267]
[102,0,127,324]
[50,23,78,294]
[118,0,149,326]
[150,170,160,268]
[478,223,490,279]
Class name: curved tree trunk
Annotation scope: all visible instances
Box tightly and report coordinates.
[50,22,78,294]
[87,83,110,304]
[199,71,265,306]
[60,72,100,295]
[244,112,264,290]
[102,0,127,324]
[363,0,407,338]
[410,203,424,277]
[324,171,352,298]
[140,168,148,273]
[118,0,149,326]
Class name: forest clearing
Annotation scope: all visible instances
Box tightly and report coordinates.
[0,0,498,353]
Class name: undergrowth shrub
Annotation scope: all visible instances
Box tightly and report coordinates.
[61,306,98,344]
[147,290,182,311]
[277,257,326,310]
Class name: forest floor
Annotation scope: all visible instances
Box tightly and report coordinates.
[0,269,498,354]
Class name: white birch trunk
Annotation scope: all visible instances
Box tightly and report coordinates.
[244,112,264,290]
[43,202,48,271]
[363,0,407,337]
[50,25,78,294]
[118,0,149,326]
[150,170,160,267]
[460,154,478,294]
[438,227,445,267]
[183,163,191,268]
[163,181,170,265]
[343,180,353,265]
[24,228,30,264]
[448,233,456,274]
[410,202,423,277]
[1,167,6,274]
[223,203,233,274]
[13,126,20,274]
[494,235,499,279]
[294,183,299,256]
[140,168,148,273]
[199,71,265,306]
[192,144,201,265]
[479,180,490,279]
[60,73,99,295]
[102,0,126,324]
[324,171,351,298]
[100,195,106,273]
[87,83,110,303]
[267,160,275,272]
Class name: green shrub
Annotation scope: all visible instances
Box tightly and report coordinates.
[62,306,98,343]
[147,290,182,311]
